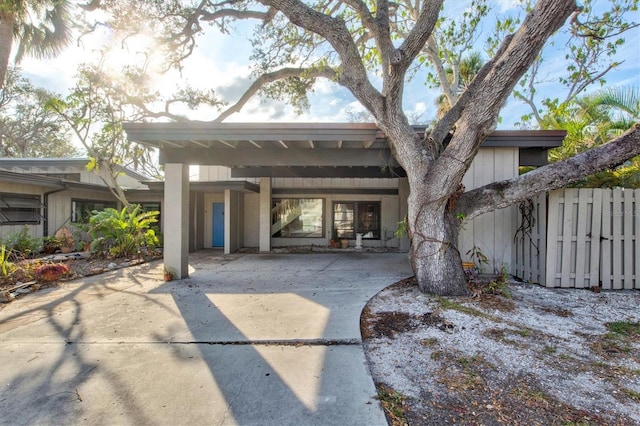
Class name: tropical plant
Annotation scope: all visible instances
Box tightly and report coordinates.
[546,86,640,188]
[88,204,160,258]
[0,244,14,276]
[0,0,74,88]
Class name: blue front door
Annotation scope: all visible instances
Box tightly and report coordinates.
[212,202,224,247]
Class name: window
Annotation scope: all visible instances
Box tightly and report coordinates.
[333,201,381,240]
[271,198,324,238]
[0,193,41,225]
[72,199,117,223]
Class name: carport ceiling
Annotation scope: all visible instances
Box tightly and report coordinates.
[124,122,566,176]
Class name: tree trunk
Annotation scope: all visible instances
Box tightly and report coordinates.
[407,189,469,296]
[0,12,15,89]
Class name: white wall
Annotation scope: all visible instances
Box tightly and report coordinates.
[459,148,519,272]
[196,166,259,184]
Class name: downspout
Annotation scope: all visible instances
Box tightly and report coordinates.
[42,185,69,236]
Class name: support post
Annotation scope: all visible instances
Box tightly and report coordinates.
[259,177,271,252]
[164,163,190,279]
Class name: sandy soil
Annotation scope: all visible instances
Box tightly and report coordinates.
[361,278,640,425]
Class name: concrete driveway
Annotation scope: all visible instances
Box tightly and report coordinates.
[0,251,412,425]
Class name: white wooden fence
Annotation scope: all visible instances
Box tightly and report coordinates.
[514,188,640,290]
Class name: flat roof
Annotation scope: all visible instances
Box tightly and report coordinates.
[123,122,566,172]
[0,157,153,182]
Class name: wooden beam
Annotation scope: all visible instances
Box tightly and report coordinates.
[160,148,398,167]
[231,166,406,178]
[217,140,237,148]
[159,140,183,148]
[190,140,210,148]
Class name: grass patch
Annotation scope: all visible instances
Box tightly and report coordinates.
[622,388,640,402]
[437,297,492,319]
[607,321,640,337]
[420,337,439,347]
[376,385,408,426]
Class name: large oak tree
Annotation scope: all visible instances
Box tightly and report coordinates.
[89,0,640,295]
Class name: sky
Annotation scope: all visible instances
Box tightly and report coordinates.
[18,0,640,130]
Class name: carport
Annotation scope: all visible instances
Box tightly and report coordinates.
[124,122,564,279]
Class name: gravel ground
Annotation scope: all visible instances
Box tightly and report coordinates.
[361,277,640,425]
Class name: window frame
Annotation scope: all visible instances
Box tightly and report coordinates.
[71,199,117,223]
[0,193,42,225]
[332,201,381,240]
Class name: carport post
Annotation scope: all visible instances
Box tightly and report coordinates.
[259,177,271,252]
[164,163,190,279]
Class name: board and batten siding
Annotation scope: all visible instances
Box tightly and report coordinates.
[196,166,259,184]
[198,148,521,257]
[459,148,519,272]
[46,189,119,234]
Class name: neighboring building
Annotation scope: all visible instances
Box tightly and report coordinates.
[0,158,163,240]
[123,122,565,279]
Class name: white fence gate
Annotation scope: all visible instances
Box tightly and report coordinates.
[514,188,640,290]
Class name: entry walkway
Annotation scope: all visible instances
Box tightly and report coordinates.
[0,251,412,425]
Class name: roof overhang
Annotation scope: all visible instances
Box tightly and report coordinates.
[0,157,152,182]
[0,170,161,194]
[124,122,566,173]
[143,180,260,193]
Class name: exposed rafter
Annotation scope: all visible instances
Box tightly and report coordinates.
[191,140,210,148]
[159,140,183,148]
[217,140,237,148]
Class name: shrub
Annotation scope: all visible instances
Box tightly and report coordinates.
[34,262,70,281]
[88,204,160,258]
[2,226,39,258]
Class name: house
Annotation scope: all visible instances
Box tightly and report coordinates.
[123,122,565,279]
[0,158,163,242]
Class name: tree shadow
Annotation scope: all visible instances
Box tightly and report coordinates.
[0,261,166,424]
[0,252,408,424]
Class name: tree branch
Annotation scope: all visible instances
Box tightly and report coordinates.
[395,0,443,71]
[199,9,274,21]
[456,122,640,220]
[426,0,578,194]
[212,66,338,122]
[429,34,514,146]
[259,0,385,115]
